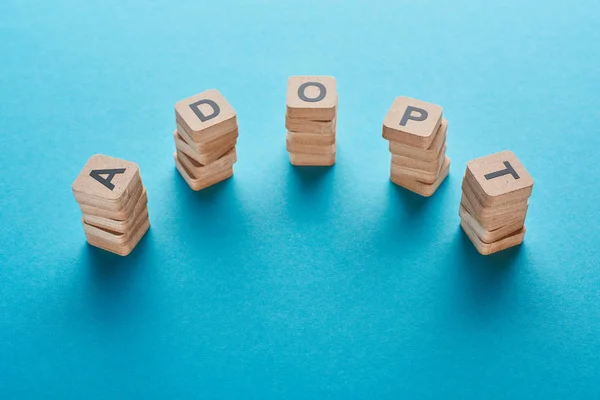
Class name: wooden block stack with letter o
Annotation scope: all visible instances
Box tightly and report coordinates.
[383,97,450,196]
[459,150,534,255]
[72,155,150,256]
[286,76,337,166]
[174,89,238,190]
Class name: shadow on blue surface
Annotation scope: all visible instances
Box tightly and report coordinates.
[171,169,247,235]
[284,164,337,225]
[388,180,431,212]
[381,179,451,241]
[448,226,524,320]
[289,164,335,190]
[79,228,156,325]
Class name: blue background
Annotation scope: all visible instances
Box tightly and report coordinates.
[1,0,599,398]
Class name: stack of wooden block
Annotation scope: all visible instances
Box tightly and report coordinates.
[285,76,337,166]
[459,150,534,255]
[174,89,238,190]
[383,96,450,196]
[72,154,150,256]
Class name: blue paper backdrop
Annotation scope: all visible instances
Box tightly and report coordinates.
[1,0,599,398]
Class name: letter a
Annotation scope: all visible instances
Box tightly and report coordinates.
[399,106,428,126]
[189,99,221,122]
[89,168,126,190]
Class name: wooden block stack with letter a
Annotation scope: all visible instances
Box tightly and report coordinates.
[383,97,450,196]
[72,155,150,256]
[174,89,238,190]
[459,150,534,255]
[286,76,337,166]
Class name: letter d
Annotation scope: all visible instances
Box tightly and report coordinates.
[189,99,220,122]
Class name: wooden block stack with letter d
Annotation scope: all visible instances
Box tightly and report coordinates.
[174,89,238,190]
[383,97,450,196]
[286,76,337,166]
[72,155,150,256]
[459,150,534,255]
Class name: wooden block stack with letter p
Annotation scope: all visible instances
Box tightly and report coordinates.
[72,155,150,256]
[174,89,238,190]
[459,150,534,255]
[383,97,450,196]
[286,76,337,166]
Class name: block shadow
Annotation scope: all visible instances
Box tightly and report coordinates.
[388,180,430,212]
[79,227,156,325]
[169,168,254,247]
[290,163,335,193]
[380,176,452,238]
[168,167,261,277]
[284,163,337,222]
[446,225,525,322]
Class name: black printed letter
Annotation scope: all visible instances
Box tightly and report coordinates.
[189,99,220,122]
[298,82,326,102]
[89,168,126,190]
[484,161,520,180]
[399,106,428,126]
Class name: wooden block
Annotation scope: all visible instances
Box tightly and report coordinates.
[176,122,239,152]
[460,220,526,256]
[289,152,336,167]
[460,186,528,230]
[391,143,446,173]
[383,96,443,149]
[174,130,236,166]
[459,205,525,244]
[390,157,450,197]
[75,179,142,211]
[285,114,336,134]
[390,154,445,184]
[175,89,237,142]
[83,209,149,246]
[465,150,534,207]
[85,217,150,256]
[286,134,336,155]
[389,118,448,161]
[72,154,142,211]
[286,130,335,146]
[82,191,149,234]
[461,194,527,231]
[176,147,237,178]
[286,76,337,120]
[461,178,528,219]
[174,152,233,191]
[84,208,149,240]
[79,186,147,221]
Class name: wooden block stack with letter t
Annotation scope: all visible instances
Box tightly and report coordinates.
[383,97,450,196]
[174,89,238,190]
[286,76,337,166]
[459,150,534,255]
[72,155,150,256]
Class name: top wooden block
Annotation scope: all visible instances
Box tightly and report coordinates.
[72,154,141,209]
[382,96,443,148]
[465,150,534,207]
[286,76,337,120]
[175,89,237,142]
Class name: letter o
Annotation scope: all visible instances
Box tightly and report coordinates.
[298,82,326,103]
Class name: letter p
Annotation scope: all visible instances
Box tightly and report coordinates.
[399,106,428,127]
